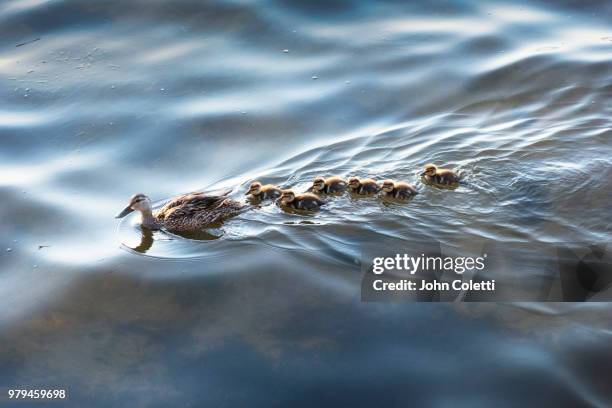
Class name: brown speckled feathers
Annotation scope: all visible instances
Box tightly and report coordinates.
[154,192,243,231]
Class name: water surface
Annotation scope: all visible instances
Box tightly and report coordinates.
[1,0,612,406]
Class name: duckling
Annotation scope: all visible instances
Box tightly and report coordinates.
[421,163,460,185]
[279,189,325,211]
[380,179,418,199]
[245,181,282,200]
[308,176,347,194]
[116,190,244,232]
[347,177,380,195]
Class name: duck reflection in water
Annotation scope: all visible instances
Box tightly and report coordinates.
[131,228,155,253]
[127,226,223,254]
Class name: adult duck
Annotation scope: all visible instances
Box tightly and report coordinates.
[116,189,244,232]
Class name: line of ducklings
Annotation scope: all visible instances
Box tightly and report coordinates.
[116,164,459,234]
[246,163,460,211]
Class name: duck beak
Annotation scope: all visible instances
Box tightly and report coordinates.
[245,189,253,195]
[115,205,134,219]
[420,171,426,176]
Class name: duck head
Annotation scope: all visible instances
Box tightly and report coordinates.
[421,163,437,177]
[347,177,360,189]
[246,181,262,196]
[311,176,325,192]
[280,189,295,205]
[116,193,152,218]
[381,179,395,193]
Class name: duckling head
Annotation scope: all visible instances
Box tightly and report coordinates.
[347,177,360,189]
[311,176,325,192]
[381,179,395,193]
[280,189,295,205]
[422,163,437,177]
[246,181,262,196]
[116,193,152,218]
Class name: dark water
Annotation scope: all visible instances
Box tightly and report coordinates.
[2,0,612,406]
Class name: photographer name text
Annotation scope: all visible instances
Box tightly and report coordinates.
[373,279,495,292]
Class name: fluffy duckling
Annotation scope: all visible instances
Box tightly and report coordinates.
[308,176,347,194]
[421,163,460,185]
[280,189,325,211]
[380,179,418,200]
[347,177,380,195]
[245,181,283,200]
